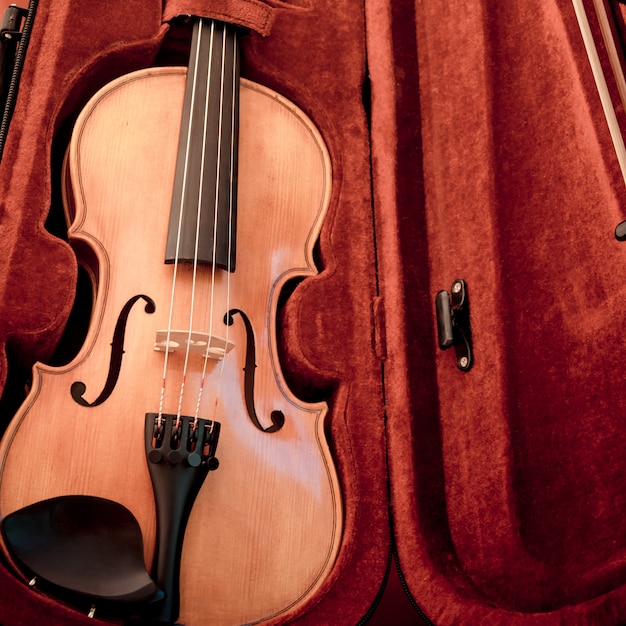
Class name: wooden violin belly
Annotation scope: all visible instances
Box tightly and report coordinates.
[0,68,341,625]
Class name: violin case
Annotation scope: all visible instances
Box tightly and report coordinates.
[2,0,626,623]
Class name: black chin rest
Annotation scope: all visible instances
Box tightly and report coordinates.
[1,495,163,613]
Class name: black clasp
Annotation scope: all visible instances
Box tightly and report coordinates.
[435,279,473,371]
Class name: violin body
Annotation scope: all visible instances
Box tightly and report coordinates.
[0,66,341,625]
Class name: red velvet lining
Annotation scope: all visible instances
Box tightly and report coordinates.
[5,0,626,623]
[369,0,626,622]
[163,0,275,34]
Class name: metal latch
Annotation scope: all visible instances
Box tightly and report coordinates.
[435,278,473,372]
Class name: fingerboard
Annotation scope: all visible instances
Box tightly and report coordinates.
[165,18,239,271]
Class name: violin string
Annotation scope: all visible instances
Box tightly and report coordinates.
[196,23,236,423]
[195,24,232,420]
[177,18,217,422]
[158,18,204,423]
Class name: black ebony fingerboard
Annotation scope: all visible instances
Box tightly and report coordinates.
[165,18,239,271]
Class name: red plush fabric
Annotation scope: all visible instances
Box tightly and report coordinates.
[368,0,626,623]
[5,0,626,624]
[163,0,276,34]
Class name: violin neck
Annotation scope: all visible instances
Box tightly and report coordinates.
[165,17,240,271]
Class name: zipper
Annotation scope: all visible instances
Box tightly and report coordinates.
[356,511,436,624]
[0,0,38,162]
[393,543,435,625]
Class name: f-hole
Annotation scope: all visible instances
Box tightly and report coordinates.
[225,308,285,433]
[71,295,156,407]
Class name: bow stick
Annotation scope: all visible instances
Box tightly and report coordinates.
[572,0,626,185]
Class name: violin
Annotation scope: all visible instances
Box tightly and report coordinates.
[0,16,342,625]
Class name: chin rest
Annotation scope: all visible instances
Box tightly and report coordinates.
[0,495,163,615]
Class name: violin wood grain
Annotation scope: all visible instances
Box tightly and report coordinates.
[0,67,341,625]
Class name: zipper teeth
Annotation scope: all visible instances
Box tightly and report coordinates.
[394,551,435,625]
[356,519,436,625]
[0,0,38,162]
